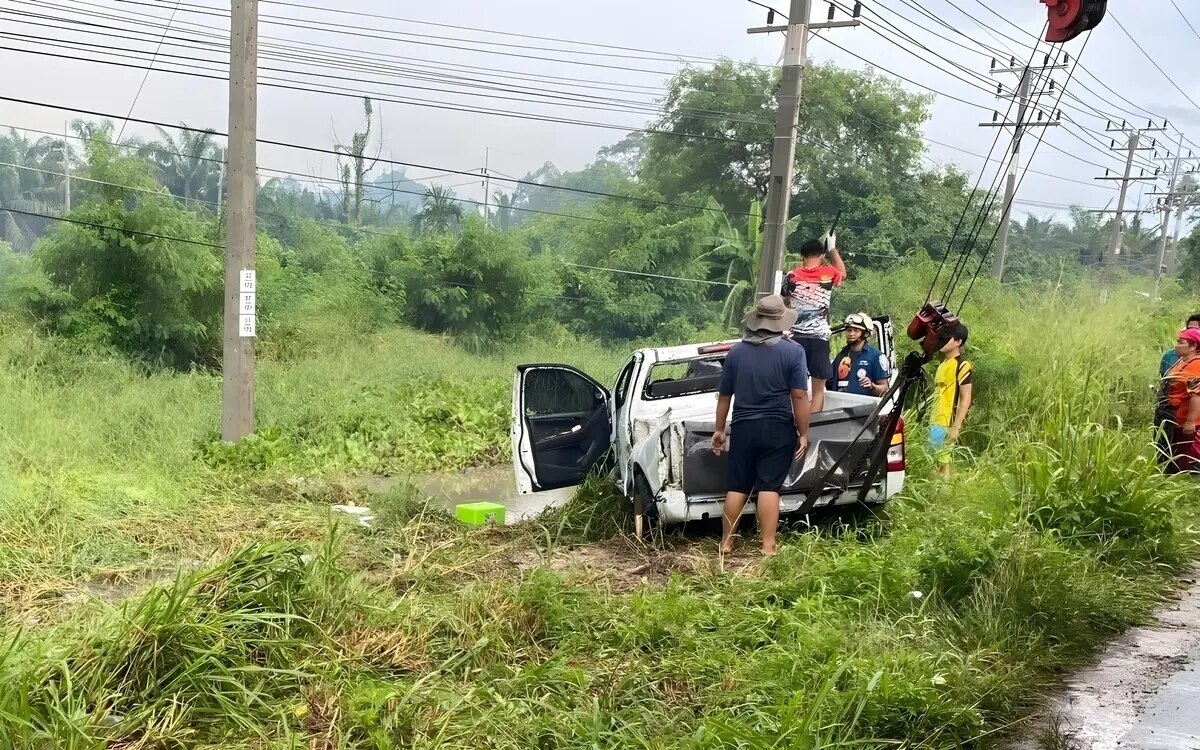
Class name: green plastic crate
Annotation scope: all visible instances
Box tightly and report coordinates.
[456,501,506,527]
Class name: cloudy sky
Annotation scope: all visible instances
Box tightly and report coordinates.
[1,0,1197,227]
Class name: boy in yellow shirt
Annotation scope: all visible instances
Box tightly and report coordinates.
[928,323,973,476]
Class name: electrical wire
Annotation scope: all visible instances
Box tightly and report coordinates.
[1169,0,1200,43]
[956,32,1094,309]
[0,93,770,219]
[98,5,1119,185]
[0,2,777,128]
[257,0,739,65]
[114,0,180,142]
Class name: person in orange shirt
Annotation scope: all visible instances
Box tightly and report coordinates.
[1161,327,1200,474]
[781,232,846,413]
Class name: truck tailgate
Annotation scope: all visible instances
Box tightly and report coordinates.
[679,404,879,497]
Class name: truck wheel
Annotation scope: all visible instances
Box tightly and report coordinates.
[632,472,659,541]
[835,502,890,537]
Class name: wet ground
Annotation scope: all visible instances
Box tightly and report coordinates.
[368,465,572,525]
[1012,575,1200,750]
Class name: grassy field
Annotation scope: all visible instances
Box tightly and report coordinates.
[0,265,1196,748]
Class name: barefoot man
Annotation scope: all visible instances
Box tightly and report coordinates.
[711,295,810,556]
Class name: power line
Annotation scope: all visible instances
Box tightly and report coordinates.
[0,203,223,248]
[1169,0,1200,43]
[957,32,1094,309]
[257,0,737,65]
[1,2,776,128]
[0,39,759,147]
[114,0,180,143]
[104,0,731,79]
[9,0,1133,186]
[0,93,768,219]
[1106,10,1200,116]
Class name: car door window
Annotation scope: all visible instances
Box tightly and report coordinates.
[525,368,604,416]
[613,359,636,409]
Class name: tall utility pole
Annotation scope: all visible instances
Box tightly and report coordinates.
[981,55,1066,280]
[1094,119,1165,263]
[482,147,491,227]
[749,0,860,298]
[1148,142,1200,296]
[62,122,71,213]
[222,0,258,442]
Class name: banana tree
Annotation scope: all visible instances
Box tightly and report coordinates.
[705,197,800,328]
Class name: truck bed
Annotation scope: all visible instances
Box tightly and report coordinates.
[678,403,879,497]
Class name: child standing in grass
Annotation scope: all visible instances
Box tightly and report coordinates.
[928,323,973,477]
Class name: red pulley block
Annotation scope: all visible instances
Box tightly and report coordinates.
[1042,0,1107,43]
[906,302,960,357]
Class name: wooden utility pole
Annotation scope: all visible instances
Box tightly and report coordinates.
[222,0,258,442]
[982,55,1066,280]
[749,0,859,298]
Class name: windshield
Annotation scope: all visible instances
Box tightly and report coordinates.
[643,356,725,400]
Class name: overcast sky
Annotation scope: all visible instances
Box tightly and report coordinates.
[2,0,1198,228]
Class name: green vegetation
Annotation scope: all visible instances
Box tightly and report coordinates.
[0,57,1198,747]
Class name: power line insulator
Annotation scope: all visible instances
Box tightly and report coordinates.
[767,9,775,24]
[827,3,836,20]
[852,2,862,17]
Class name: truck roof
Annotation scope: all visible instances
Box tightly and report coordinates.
[642,339,740,364]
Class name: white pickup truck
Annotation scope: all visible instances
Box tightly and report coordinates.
[511,317,906,531]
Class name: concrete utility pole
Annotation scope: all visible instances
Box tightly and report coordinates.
[1093,120,1166,264]
[1166,192,1194,276]
[749,0,860,298]
[482,147,491,228]
[1147,141,1200,297]
[62,121,70,213]
[222,0,258,442]
[981,55,1066,281]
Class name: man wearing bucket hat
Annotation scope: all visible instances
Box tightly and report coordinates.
[829,313,891,397]
[1160,327,1200,474]
[711,295,810,556]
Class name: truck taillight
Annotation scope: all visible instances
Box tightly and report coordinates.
[886,416,905,472]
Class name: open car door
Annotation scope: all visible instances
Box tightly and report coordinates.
[512,365,613,495]
[872,315,896,382]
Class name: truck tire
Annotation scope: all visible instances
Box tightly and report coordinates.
[632,471,660,541]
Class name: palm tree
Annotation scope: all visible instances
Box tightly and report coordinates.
[139,125,224,209]
[414,185,463,235]
[492,190,517,230]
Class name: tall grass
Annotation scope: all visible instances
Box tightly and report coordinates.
[0,266,1196,747]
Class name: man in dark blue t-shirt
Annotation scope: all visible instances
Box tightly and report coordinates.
[828,313,891,397]
[712,295,810,557]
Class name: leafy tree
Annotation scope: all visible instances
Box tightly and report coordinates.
[527,197,714,341]
[22,134,222,369]
[414,186,463,235]
[639,59,969,265]
[400,218,548,348]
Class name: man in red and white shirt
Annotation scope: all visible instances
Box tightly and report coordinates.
[781,233,846,413]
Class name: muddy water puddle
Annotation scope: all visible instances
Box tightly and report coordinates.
[367,465,574,525]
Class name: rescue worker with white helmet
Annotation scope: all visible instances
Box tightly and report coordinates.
[829,313,891,398]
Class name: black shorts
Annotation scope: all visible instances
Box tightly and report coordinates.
[726,419,797,494]
[793,335,832,380]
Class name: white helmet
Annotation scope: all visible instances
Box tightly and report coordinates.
[844,312,873,333]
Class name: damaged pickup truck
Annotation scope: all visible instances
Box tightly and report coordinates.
[511,317,906,532]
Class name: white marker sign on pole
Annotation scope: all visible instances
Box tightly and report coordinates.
[238,269,256,338]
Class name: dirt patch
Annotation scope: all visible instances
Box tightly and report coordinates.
[511,536,766,593]
[1009,573,1200,750]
